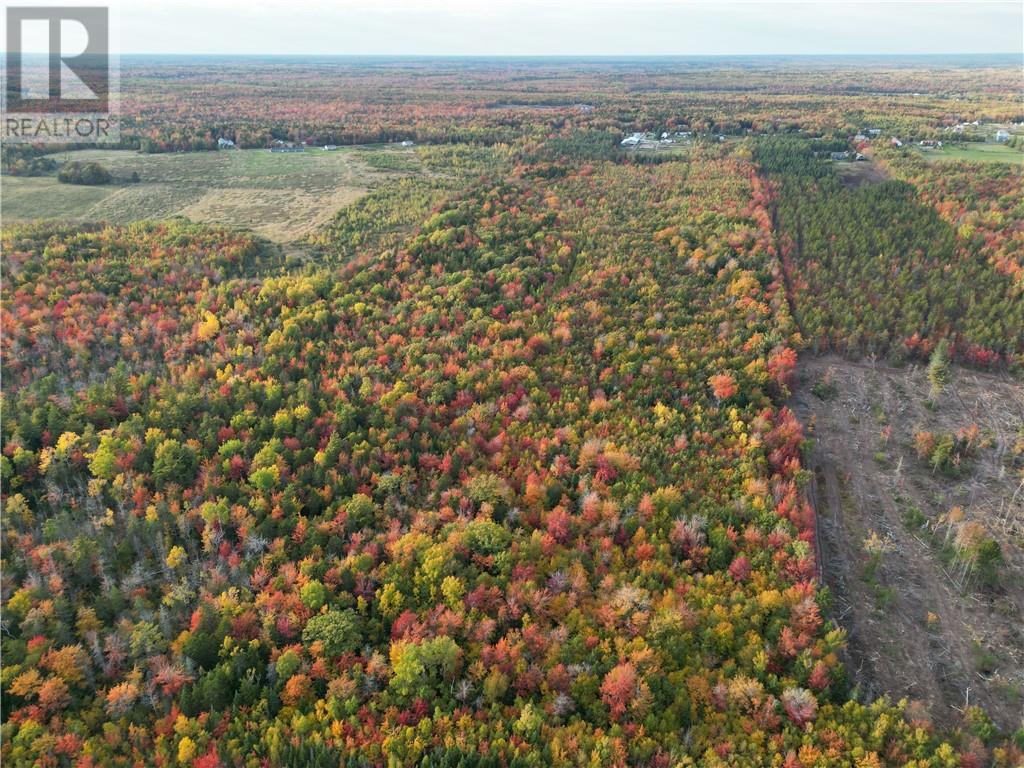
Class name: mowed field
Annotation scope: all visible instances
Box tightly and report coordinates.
[912,142,1023,165]
[1,146,421,242]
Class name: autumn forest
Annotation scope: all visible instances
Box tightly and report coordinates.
[1,55,1022,768]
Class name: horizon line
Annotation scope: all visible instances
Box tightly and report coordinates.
[105,51,1023,58]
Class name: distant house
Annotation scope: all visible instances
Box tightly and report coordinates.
[829,151,849,160]
[620,132,643,146]
[323,144,338,150]
[854,153,868,161]
[995,129,1010,143]
[891,138,903,148]
[400,140,415,147]
[868,128,882,136]
[919,139,938,148]
[575,104,594,113]
[217,137,235,149]
[853,134,868,142]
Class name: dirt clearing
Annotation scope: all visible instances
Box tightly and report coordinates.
[791,355,1023,733]
[835,160,890,189]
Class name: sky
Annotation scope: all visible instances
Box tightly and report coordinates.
[10,0,1024,56]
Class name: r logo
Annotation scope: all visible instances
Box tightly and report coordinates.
[5,6,109,113]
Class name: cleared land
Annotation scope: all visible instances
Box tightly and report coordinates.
[1,146,421,242]
[912,143,1023,165]
[791,356,1024,732]
[835,160,890,188]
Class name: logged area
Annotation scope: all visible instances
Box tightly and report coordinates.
[2,56,1023,768]
[791,357,1023,733]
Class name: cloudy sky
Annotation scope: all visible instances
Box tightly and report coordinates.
[13,0,1024,55]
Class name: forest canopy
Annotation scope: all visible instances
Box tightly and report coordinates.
[2,57,1022,768]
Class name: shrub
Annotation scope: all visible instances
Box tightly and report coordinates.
[57,160,112,185]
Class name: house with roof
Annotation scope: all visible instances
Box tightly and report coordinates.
[995,129,1010,143]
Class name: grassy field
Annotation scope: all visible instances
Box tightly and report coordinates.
[912,142,1023,165]
[2,146,421,242]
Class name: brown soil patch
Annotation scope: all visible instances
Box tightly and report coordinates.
[791,355,1023,732]
[835,160,891,189]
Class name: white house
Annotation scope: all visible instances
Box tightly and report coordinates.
[400,140,415,147]
[217,137,235,149]
[995,130,1010,143]
[323,144,338,151]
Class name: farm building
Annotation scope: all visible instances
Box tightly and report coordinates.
[401,140,415,147]
[995,129,1010,142]
[829,151,849,160]
[323,144,338,150]
[217,137,235,148]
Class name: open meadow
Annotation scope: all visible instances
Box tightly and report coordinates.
[912,142,1023,165]
[1,145,421,242]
